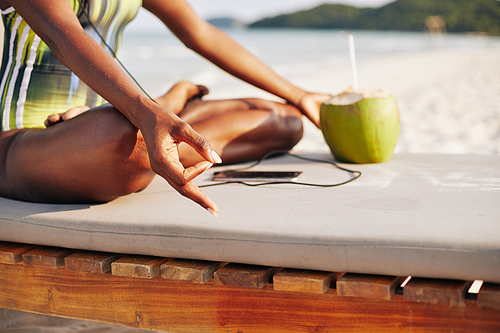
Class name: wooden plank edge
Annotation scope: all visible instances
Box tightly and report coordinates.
[0,242,38,264]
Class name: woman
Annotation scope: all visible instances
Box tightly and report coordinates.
[0,0,331,216]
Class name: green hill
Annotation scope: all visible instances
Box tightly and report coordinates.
[250,0,500,35]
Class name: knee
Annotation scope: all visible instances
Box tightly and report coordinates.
[86,108,154,200]
[0,130,23,198]
[0,109,155,204]
[269,103,303,150]
[284,108,304,148]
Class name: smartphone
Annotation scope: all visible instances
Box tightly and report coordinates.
[212,170,302,182]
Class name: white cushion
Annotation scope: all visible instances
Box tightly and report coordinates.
[1,153,499,283]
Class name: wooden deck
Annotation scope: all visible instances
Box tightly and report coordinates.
[1,241,499,332]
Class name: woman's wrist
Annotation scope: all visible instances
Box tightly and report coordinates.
[121,95,162,133]
[286,87,309,108]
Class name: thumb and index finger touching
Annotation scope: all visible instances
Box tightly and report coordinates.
[153,121,222,217]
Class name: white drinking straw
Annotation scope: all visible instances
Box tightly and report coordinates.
[348,34,359,90]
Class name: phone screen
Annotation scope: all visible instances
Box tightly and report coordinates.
[212,170,302,182]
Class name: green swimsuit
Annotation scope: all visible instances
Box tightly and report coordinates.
[0,0,141,131]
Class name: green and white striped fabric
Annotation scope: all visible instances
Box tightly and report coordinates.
[0,0,141,131]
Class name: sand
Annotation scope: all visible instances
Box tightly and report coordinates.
[193,44,500,156]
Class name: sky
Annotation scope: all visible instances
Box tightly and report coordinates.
[130,0,396,31]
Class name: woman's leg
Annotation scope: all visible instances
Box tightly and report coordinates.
[0,106,155,204]
[141,81,304,166]
[0,82,303,204]
[44,81,303,167]
[177,98,303,166]
[155,81,209,115]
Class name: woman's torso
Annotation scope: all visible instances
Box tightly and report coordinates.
[0,0,141,131]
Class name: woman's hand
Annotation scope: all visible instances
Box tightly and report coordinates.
[44,105,90,127]
[139,105,222,217]
[294,92,333,128]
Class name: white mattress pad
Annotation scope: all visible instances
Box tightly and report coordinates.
[1,153,499,283]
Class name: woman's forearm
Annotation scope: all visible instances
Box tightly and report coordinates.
[185,24,306,105]
[53,31,158,128]
[143,0,306,105]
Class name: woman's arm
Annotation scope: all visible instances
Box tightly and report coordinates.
[7,0,220,215]
[142,0,331,127]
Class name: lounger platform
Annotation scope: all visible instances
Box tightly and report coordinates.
[1,153,499,331]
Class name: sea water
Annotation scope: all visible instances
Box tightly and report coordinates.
[119,28,500,97]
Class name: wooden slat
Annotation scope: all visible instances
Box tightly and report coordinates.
[161,258,226,283]
[65,251,121,274]
[478,283,500,310]
[1,263,499,332]
[0,242,37,264]
[213,263,274,289]
[404,278,469,306]
[22,247,75,269]
[111,255,168,279]
[273,268,337,294]
[337,273,403,300]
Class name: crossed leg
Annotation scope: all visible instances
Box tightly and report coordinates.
[0,106,155,203]
[155,81,303,166]
[0,82,303,204]
[178,98,303,166]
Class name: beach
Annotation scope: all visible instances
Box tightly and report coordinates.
[2,27,500,333]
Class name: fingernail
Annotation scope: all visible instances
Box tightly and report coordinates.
[211,150,222,164]
[207,208,218,218]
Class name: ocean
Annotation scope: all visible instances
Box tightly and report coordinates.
[119,27,500,97]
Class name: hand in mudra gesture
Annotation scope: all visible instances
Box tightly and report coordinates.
[139,106,222,217]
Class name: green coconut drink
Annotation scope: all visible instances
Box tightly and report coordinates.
[320,89,400,164]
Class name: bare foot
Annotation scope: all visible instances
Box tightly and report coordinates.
[44,105,90,127]
[155,81,209,115]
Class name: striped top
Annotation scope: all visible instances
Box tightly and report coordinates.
[0,0,141,131]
